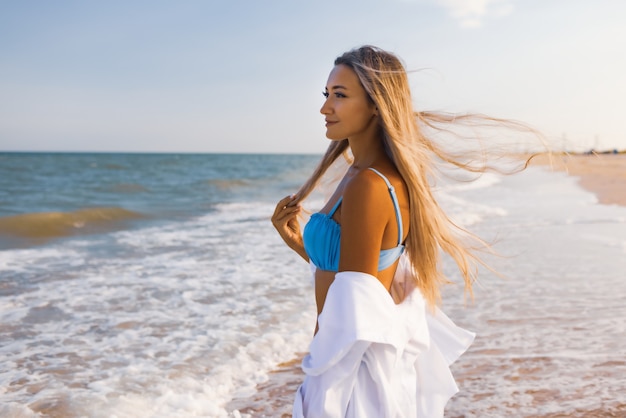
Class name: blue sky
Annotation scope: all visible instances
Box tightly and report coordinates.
[1,0,625,153]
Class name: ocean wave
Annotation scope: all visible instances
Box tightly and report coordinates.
[0,207,144,240]
[206,179,251,190]
[438,172,502,192]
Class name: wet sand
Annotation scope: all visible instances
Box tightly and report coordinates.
[226,357,303,417]
[228,152,626,416]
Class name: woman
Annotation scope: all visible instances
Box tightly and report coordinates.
[272,45,509,417]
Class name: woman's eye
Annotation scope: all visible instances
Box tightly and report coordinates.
[322,91,346,99]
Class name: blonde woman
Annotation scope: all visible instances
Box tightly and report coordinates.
[272,45,510,417]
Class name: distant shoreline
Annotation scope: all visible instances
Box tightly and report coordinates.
[529,152,626,207]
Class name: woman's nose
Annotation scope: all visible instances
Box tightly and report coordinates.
[320,99,331,115]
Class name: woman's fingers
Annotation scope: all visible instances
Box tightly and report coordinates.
[272,194,299,219]
[271,194,304,251]
[272,203,301,226]
[272,195,291,216]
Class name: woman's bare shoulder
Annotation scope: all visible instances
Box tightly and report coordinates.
[342,168,389,204]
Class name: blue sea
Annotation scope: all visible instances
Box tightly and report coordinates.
[1,152,625,417]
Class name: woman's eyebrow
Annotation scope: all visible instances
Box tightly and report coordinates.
[325,85,348,91]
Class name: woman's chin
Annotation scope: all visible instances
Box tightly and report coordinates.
[325,133,345,141]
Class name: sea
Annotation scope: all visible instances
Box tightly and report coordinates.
[0,152,625,418]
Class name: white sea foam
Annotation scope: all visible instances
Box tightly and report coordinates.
[0,201,316,417]
[438,166,626,416]
[2,165,626,417]
[438,171,503,192]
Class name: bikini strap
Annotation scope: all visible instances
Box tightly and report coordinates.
[328,196,343,217]
[368,168,403,245]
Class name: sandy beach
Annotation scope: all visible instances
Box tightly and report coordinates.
[229,151,626,417]
[530,152,626,207]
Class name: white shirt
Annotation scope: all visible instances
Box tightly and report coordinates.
[293,257,474,418]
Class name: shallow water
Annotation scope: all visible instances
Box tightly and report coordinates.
[438,167,626,416]
[230,166,626,417]
[0,153,320,417]
[1,153,625,417]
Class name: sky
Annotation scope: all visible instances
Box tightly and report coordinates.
[1,0,625,154]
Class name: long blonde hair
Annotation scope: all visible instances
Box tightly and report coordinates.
[296,45,536,307]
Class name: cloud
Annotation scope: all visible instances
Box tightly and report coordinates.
[436,0,514,28]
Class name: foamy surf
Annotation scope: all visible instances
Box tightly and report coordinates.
[228,165,626,417]
[0,201,316,417]
[2,153,626,417]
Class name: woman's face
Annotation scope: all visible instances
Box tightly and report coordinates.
[320,64,377,141]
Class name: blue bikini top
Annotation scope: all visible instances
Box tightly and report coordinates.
[302,168,405,272]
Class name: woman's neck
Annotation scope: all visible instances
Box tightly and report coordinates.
[348,132,387,170]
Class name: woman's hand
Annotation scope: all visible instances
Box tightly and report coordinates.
[272,195,309,261]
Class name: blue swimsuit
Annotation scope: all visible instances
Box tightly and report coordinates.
[303,168,405,272]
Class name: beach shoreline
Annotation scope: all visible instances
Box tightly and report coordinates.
[229,152,626,416]
[529,152,626,207]
[226,357,303,416]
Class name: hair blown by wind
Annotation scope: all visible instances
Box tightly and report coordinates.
[295,45,545,308]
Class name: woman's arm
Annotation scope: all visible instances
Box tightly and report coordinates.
[314,270,334,334]
[271,194,309,262]
[312,169,399,334]
[311,170,393,334]
[339,169,390,276]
